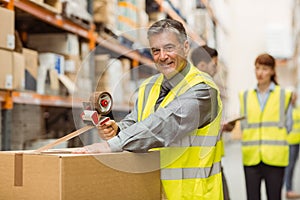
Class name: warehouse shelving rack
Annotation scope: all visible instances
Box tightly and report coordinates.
[0,0,153,109]
[0,0,153,150]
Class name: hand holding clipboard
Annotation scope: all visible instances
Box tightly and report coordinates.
[222,116,245,132]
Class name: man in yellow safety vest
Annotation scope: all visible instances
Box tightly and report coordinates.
[74,18,224,199]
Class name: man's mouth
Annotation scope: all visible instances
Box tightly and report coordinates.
[160,61,174,67]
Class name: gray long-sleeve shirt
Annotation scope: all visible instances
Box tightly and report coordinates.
[107,64,219,152]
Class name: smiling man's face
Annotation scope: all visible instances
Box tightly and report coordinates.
[149,31,189,79]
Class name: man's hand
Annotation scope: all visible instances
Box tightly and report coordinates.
[97,120,118,140]
[72,142,112,154]
[221,122,235,132]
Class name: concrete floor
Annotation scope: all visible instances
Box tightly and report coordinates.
[222,140,300,200]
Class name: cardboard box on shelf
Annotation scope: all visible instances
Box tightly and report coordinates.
[0,7,15,50]
[64,55,81,73]
[36,67,60,95]
[0,49,13,89]
[93,0,118,29]
[23,48,38,79]
[0,49,25,90]
[27,33,79,56]
[44,0,62,13]
[23,48,38,91]
[0,150,161,200]
[13,52,25,90]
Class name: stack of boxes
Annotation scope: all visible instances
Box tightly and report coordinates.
[95,55,134,105]
[93,0,118,30]
[0,0,152,149]
[0,1,163,198]
[93,0,149,45]
[0,6,21,90]
[27,33,79,95]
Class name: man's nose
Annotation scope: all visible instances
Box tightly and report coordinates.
[159,49,168,60]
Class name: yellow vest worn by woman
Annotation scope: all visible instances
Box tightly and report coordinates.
[137,65,223,200]
[287,106,300,144]
[239,86,292,167]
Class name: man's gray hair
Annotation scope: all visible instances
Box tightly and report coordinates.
[147,19,187,43]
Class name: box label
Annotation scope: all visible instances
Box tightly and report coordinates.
[5,74,13,89]
[7,34,15,49]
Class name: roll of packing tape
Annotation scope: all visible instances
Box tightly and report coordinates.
[89,91,113,115]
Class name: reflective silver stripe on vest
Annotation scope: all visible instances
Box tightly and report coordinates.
[161,161,221,180]
[279,89,285,128]
[242,140,288,146]
[241,91,248,130]
[242,89,286,129]
[246,121,284,128]
[170,135,220,147]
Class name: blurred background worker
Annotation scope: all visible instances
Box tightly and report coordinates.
[239,53,293,200]
[191,45,235,200]
[285,93,300,199]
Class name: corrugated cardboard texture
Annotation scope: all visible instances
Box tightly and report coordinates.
[23,48,38,79]
[0,151,160,200]
[13,52,25,90]
[0,49,13,89]
[0,7,14,50]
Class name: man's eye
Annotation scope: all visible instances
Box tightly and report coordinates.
[165,46,175,52]
[152,49,160,54]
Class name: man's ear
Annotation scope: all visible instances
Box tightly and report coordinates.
[183,40,189,56]
[197,61,207,71]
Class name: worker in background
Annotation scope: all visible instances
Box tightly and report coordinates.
[190,45,234,200]
[74,18,224,199]
[239,53,293,200]
[285,93,300,199]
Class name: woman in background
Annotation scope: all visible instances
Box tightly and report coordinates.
[239,53,293,200]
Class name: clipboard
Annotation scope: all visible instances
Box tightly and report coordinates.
[226,116,246,125]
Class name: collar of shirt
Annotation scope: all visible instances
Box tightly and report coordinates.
[163,63,191,90]
[255,82,275,110]
[255,82,275,93]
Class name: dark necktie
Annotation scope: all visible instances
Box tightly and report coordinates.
[155,81,171,110]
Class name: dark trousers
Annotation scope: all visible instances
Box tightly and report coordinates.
[222,167,230,200]
[244,162,285,200]
[284,144,300,191]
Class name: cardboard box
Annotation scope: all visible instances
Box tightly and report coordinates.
[64,55,81,73]
[13,52,25,90]
[0,49,13,89]
[0,150,160,200]
[27,33,79,56]
[0,50,25,90]
[0,7,15,50]
[23,48,38,79]
[23,48,38,91]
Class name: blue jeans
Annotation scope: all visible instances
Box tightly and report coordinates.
[285,144,300,191]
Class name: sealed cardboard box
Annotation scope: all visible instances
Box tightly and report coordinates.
[0,49,13,89]
[0,50,25,90]
[23,48,38,79]
[27,33,79,56]
[0,7,15,50]
[23,48,38,91]
[0,150,160,200]
[13,52,25,90]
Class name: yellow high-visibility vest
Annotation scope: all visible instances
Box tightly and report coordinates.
[239,86,292,166]
[138,65,223,200]
[287,106,300,144]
